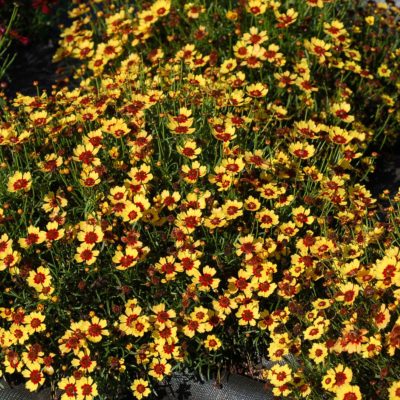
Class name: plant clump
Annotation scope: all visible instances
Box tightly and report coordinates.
[1,0,400,399]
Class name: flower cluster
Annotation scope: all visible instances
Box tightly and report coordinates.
[1,0,400,399]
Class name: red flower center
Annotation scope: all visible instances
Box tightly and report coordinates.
[30,370,42,384]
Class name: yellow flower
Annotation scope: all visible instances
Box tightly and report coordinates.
[71,350,97,373]
[175,209,202,234]
[289,142,316,159]
[225,10,238,21]
[304,324,324,341]
[268,364,293,387]
[184,3,205,19]
[148,358,172,381]
[177,139,201,159]
[222,199,243,220]
[155,255,183,282]
[246,82,268,97]
[192,266,220,292]
[331,103,354,123]
[181,161,207,184]
[37,153,63,173]
[275,8,298,28]
[18,226,46,249]
[378,63,391,78]
[256,208,279,229]
[292,206,314,227]
[329,126,353,144]
[22,363,45,392]
[308,342,328,364]
[77,376,98,399]
[322,364,353,392]
[389,381,400,400]
[30,110,51,127]
[204,335,222,351]
[305,37,332,62]
[246,0,267,16]
[58,376,78,400]
[102,117,130,138]
[220,58,237,74]
[79,170,100,187]
[244,196,261,211]
[213,294,237,316]
[335,385,362,400]
[73,143,100,165]
[121,202,143,224]
[306,0,324,7]
[365,16,375,25]
[151,0,171,18]
[7,171,32,193]
[25,312,46,334]
[235,234,263,258]
[9,324,30,345]
[204,208,227,230]
[236,301,259,326]
[335,282,360,305]
[131,378,151,399]
[113,247,139,270]
[86,315,109,342]
[324,20,346,36]
[74,244,99,266]
[27,266,52,290]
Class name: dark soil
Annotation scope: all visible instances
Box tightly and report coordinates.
[367,139,400,197]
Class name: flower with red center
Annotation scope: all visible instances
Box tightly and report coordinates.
[73,143,99,165]
[256,208,279,229]
[80,170,100,187]
[268,364,293,387]
[275,8,298,28]
[86,316,109,342]
[236,234,263,259]
[289,141,316,159]
[155,255,183,281]
[246,82,268,98]
[389,381,400,400]
[305,37,332,61]
[77,376,98,399]
[74,244,99,266]
[113,247,139,270]
[322,364,353,392]
[236,301,260,326]
[71,350,96,373]
[204,334,222,351]
[192,266,220,292]
[27,266,52,290]
[181,161,207,184]
[335,385,362,400]
[177,139,201,159]
[336,282,360,305]
[244,196,261,212]
[58,376,78,398]
[25,312,46,334]
[45,221,64,242]
[7,171,32,193]
[131,378,151,399]
[22,363,45,392]
[149,359,172,381]
[304,324,324,341]
[308,342,328,364]
[256,280,277,298]
[176,209,202,234]
[213,295,235,315]
[77,224,103,245]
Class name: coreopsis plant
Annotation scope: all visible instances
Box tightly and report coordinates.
[1,0,400,399]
